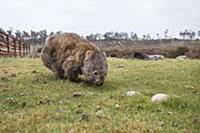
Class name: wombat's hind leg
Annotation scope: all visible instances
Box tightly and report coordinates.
[67,67,81,82]
[62,58,81,82]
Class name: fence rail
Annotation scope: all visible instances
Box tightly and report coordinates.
[0,31,30,57]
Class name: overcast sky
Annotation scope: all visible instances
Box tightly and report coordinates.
[1,0,200,38]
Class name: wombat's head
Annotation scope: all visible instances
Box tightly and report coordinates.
[83,50,108,86]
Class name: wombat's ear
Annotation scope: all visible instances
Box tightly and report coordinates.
[85,50,94,61]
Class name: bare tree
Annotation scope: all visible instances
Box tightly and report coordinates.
[156,33,160,39]
[131,32,138,40]
[7,27,13,36]
[164,29,169,39]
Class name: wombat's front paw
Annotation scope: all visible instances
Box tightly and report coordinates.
[71,78,84,83]
[83,80,103,86]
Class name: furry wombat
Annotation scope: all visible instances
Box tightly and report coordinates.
[41,33,108,86]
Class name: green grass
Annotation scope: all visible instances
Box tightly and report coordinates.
[0,57,200,133]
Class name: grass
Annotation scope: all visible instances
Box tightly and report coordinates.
[0,57,200,133]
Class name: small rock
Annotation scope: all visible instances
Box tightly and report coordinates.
[0,84,9,91]
[3,69,8,74]
[154,109,162,112]
[38,96,52,105]
[185,85,194,89]
[80,112,89,121]
[126,91,140,97]
[72,92,82,97]
[31,70,37,73]
[115,104,120,109]
[134,77,139,80]
[151,93,169,103]
[1,77,8,81]
[167,111,173,115]
[158,121,165,127]
[176,55,187,60]
[44,97,51,104]
[95,105,101,111]
[192,118,199,124]
[6,98,18,104]
[136,105,144,110]
[95,110,104,118]
[116,64,124,68]
[21,101,27,107]
[76,109,83,114]
[20,92,25,96]
[9,73,16,77]
[192,90,197,93]
[43,80,47,84]
[171,121,179,127]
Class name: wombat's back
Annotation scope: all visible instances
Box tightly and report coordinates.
[43,33,98,59]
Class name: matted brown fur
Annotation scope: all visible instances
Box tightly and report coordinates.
[41,33,108,86]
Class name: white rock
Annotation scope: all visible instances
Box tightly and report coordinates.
[176,55,187,60]
[147,55,164,60]
[151,93,169,103]
[115,104,120,109]
[126,91,140,96]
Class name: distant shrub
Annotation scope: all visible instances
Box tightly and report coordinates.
[186,47,200,59]
[168,46,189,58]
[176,46,189,55]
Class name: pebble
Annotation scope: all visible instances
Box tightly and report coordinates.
[115,104,120,109]
[95,110,104,118]
[126,91,140,96]
[9,73,16,77]
[31,70,37,73]
[151,93,169,103]
[72,92,82,97]
[116,64,124,68]
[80,112,89,121]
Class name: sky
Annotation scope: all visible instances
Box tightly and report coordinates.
[1,0,200,38]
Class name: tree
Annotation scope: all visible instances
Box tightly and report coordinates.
[7,27,13,36]
[103,31,114,40]
[146,33,151,40]
[114,32,120,40]
[164,29,169,39]
[38,30,47,43]
[189,31,195,40]
[179,32,185,39]
[130,32,138,40]
[0,28,5,32]
[30,30,39,43]
[156,33,160,39]
[93,33,101,40]
[15,30,22,39]
[86,33,95,41]
[142,35,146,40]
[22,31,30,41]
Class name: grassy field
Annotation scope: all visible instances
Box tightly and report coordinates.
[0,58,200,133]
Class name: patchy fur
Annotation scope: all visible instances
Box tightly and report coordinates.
[41,33,108,85]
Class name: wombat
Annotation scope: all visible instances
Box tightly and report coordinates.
[41,33,108,86]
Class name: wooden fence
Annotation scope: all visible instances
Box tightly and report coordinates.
[0,31,30,57]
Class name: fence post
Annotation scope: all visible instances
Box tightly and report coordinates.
[19,40,21,56]
[28,44,30,55]
[6,34,10,56]
[13,39,16,57]
[26,43,28,55]
[23,42,25,57]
